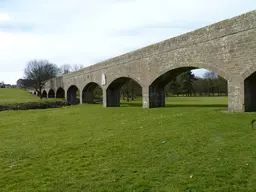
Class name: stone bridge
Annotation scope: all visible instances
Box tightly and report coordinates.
[42,10,256,112]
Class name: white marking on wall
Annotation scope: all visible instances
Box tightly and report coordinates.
[101,73,106,86]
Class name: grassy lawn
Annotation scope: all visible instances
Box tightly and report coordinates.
[0,88,64,106]
[1,90,256,191]
[121,96,228,108]
[0,88,41,104]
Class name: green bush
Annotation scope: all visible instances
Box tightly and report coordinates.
[0,100,69,111]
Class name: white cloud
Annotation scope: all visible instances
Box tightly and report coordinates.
[0,0,255,84]
[0,13,9,21]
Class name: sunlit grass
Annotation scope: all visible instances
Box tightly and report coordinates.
[1,89,256,191]
[0,88,40,104]
[0,88,64,106]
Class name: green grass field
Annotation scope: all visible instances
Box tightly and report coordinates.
[0,88,63,106]
[0,88,41,104]
[1,89,256,191]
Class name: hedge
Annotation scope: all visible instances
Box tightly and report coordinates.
[0,100,69,111]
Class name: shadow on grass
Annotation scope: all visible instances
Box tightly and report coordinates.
[165,104,227,108]
[120,103,142,107]
[120,102,228,108]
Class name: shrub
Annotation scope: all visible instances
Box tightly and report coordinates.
[0,100,69,111]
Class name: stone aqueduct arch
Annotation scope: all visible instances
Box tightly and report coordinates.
[82,82,102,104]
[106,77,142,107]
[56,87,65,98]
[42,10,256,112]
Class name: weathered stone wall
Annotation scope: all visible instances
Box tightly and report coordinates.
[42,10,256,112]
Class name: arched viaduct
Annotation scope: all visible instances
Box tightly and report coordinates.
[43,10,256,112]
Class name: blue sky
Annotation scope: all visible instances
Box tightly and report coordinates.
[0,0,255,84]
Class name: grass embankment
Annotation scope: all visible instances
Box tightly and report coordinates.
[1,91,256,191]
[0,88,67,111]
[0,88,40,104]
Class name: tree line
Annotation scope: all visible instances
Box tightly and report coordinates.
[121,71,227,101]
[165,71,227,97]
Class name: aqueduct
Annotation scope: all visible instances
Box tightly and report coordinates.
[42,10,256,112]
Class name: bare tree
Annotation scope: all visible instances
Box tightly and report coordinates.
[71,64,84,71]
[59,64,71,75]
[203,71,218,96]
[58,64,84,75]
[121,79,141,102]
[24,59,59,98]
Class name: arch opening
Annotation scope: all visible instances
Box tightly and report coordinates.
[244,72,256,112]
[106,77,142,107]
[48,89,55,98]
[42,90,47,98]
[67,85,79,105]
[82,82,102,104]
[56,87,65,98]
[150,67,228,108]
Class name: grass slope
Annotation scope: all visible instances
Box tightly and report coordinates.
[1,95,256,191]
[0,88,40,104]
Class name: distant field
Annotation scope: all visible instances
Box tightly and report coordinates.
[121,96,228,108]
[2,89,256,191]
[0,88,40,104]
[0,88,228,107]
[0,88,64,105]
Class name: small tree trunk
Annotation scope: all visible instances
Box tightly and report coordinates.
[126,93,130,102]
[122,92,125,100]
[39,88,42,99]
